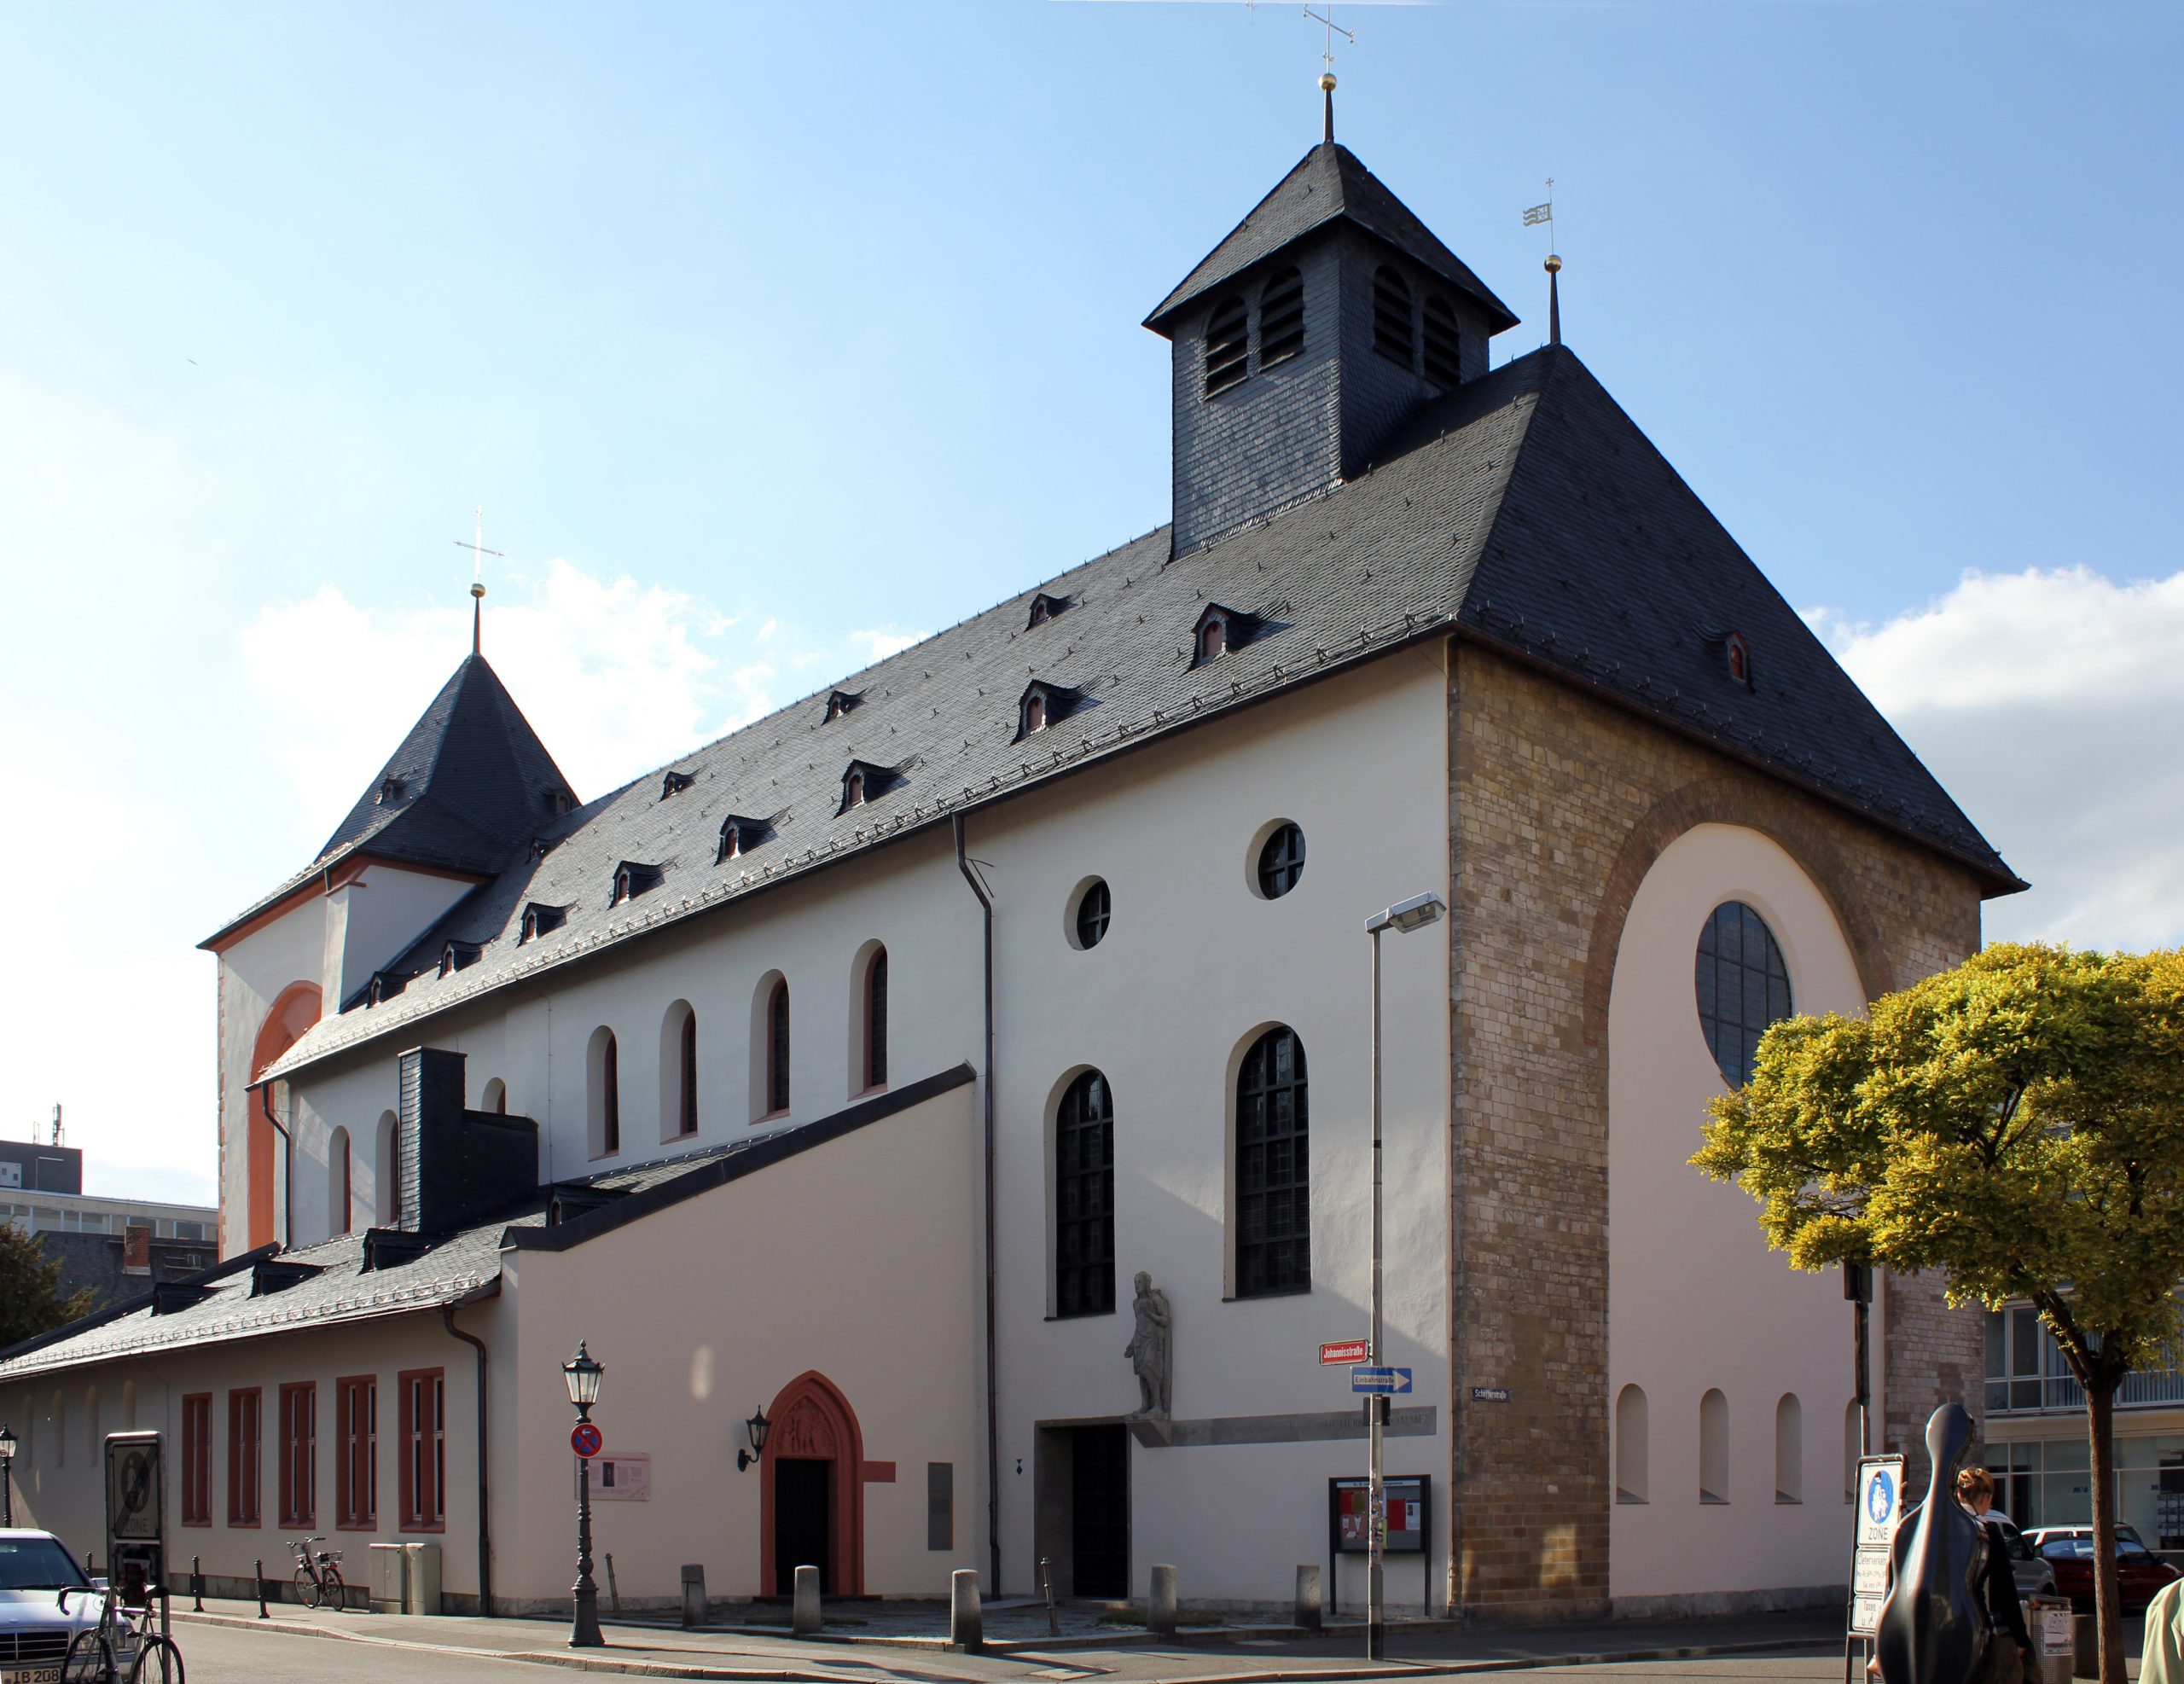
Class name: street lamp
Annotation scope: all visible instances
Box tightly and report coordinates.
[736,1407,771,1473]
[1362,891,1444,1662]
[561,1342,606,1648]
[0,1424,16,1526]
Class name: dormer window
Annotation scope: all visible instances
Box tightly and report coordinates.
[1022,691,1047,735]
[366,970,407,1007]
[843,770,866,810]
[837,760,898,815]
[1373,266,1414,368]
[545,788,575,816]
[378,777,406,805]
[660,769,695,800]
[1027,592,1068,629]
[1423,296,1461,388]
[716,814,770,863]
[528,837,555,864]
[1014,681,1085,740]
[610,862,664,907]
[1259,266,1304,367]
[1199,618,1225,662]
[823,690,861,723]
[1205,294,1249,397]
[1725,633,1754,690]
[439,941,482,978]
[520,903,567,944]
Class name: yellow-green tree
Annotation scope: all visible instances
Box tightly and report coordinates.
[1693,944,2184,1684]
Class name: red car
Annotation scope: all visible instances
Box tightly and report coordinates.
[2036,1532,2181,1611]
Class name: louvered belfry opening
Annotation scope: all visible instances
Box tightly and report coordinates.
[1373,266,1414,367]
[1258,266,1304,367]
[1205,295,1249,397]
[1422,296,1461,388]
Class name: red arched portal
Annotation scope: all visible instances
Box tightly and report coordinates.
[758,1371,866,1598]
[246,982,322,1251]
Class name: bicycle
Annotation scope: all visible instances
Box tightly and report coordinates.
[287,1536,345,1610]
[59,1577,184,1682]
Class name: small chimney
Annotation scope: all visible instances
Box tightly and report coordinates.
[122,1225,152,1275]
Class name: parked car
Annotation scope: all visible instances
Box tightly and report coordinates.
[2033,1531,2181,1611]
[1989,1514,2059,1602]
[2026,1524,2152,1551]
[0,1527,122,1675]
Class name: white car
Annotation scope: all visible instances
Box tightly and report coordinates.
[0,1529,127,1682]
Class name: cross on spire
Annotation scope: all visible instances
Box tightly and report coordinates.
[455,506,505,656]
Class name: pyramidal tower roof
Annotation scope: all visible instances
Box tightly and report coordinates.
[205,653,576,948]
[1145,141,1519,334]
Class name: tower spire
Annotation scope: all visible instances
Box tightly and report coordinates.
[1303,7,1352,145]
[455,507,503,658]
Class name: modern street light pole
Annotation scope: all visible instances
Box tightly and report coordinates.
[562,1342,606,1649]
[1363,891,1445,1662]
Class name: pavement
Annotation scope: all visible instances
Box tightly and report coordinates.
[169,1596,1849,1683]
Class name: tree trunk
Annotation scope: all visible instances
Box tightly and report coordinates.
[2088,1380,2125,1684]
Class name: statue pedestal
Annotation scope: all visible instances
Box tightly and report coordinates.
[1126,1414,1173,1449]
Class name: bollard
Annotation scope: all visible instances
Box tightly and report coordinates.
[680,1564,707,1629]
[793,1565,822,1635]
[255,1559,268,1619]
[950,1567,984,1652]
[2073,1612,2098,1680]
[2025,1596,2072,1684]
[191,1556,203,1615]
[1148,1564,1178,1637]
[1294,1564,1322,1632]
[604,1552,620,1616]
[1042,1555,1059,1637]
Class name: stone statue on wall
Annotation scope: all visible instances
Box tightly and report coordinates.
[1124,1271,1171,1419]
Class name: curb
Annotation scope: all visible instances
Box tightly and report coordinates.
[171,1606,1838,1682]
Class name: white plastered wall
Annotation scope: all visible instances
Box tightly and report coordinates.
[213,903,328,1257]
[1607,822,1865,1605]
[321,866,476,1008]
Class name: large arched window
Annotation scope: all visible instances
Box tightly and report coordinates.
[1235,1026,1310,1297]
[374,1110,400,1227]
[863,948,889,1092]
[1696,901,1793,1086]
[1205,294,1249,396]
[1615,1383,1648,1503]
[659,1002,697,1140]
[1372,266,1414,367]
[588,1027,621,1158]
[328,1127,351,1238]
[1699,1388,1730,1504]
[1775,1392,1804,1503]
[1054,1071,1115,1319]
[765,980,791,1117]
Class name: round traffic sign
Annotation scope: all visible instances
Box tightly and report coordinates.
[572,1422,604,1459]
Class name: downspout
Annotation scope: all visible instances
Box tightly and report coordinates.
[257,1083,293,1249]
[953,813,1002,1594]
[441,1305,494,1616]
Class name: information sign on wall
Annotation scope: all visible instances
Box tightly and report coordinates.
[1328,1476,1430,1556]
[595,1453,652,1501]
[1849,1455,1906,1637]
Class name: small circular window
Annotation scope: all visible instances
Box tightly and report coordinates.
[1073,880,1112,949]
[1696,901,1792,1087]
[1256,822,1306,899]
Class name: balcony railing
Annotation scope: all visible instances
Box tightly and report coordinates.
[1987,1368,2184,1414]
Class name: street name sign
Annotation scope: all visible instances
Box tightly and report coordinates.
[1321,1340,1370,1366]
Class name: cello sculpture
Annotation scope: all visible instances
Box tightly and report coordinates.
[1876,1403,2001,1684]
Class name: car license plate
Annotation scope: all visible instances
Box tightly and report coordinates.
[2,1666,65,1684]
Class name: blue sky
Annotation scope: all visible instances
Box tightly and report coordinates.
[3,0,2180,1200]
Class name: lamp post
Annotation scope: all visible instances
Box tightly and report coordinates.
[1362,891,1444,1662]
[562,1342,605,1649]
[0,1424,16,1526]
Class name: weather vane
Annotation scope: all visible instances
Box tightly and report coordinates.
[1303,5,1354,142]
[1522,182,1564,347]
[455,506,504,656]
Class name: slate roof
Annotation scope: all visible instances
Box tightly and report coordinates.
[202,654,577,948]
[0,1068,973,1379]
[1145,142,1519,334]
[257,344,2019,1085]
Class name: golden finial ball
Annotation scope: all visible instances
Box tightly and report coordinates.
[1318,72,1337,93]
[471,583,486,600]
[1544,253,1563,274]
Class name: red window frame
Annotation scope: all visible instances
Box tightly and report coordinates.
[278,1382,316,1528]
[227,1387,262,1527]
[398,1368,445,1532]
[180,1394,212,1527]
[335,1376,377,1529]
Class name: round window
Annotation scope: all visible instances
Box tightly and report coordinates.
[1256,822,1306,899]
[1073,880,1112,949]
[1695,901,1792,1087]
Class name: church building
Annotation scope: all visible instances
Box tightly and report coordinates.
[0,121,2018,1621]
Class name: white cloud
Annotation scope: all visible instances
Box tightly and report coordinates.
[847,626,928,664]
[1809,566,2184,952]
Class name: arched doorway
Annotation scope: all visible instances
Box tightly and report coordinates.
[247,982,322,1251]
[758,1371,865,1597]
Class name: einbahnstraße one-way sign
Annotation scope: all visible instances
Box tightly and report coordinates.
[1350,1367,1413,1394]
